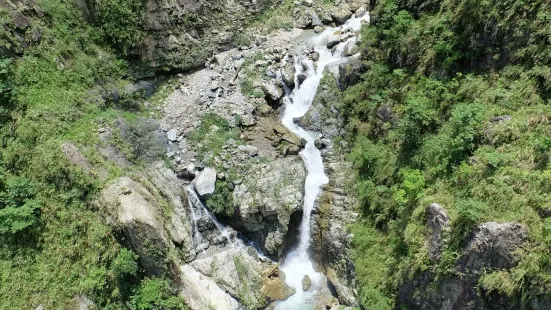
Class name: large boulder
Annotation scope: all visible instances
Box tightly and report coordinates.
[331,5,353,24]
[189,247,270,308]
[231,157,306,256]
[179,264,241,310]
[261,81,284,101]
[96,164,194,275]
[325,55,367,91]
[193,167,217,198]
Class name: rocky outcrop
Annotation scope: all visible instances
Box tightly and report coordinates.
[95,163,194,275]
[231,157,306,256]
[324,55,367,91]
[0,0,44,55]
[179,264,241,310]
[426,203,450,261]
[84,0,277,72]
[397,221,528,310]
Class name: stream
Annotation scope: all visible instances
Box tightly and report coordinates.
[274,13,370,309]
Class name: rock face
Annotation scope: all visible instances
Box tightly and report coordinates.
[95,163,194,275]
[231,157,306,256]
[179,264,241,310]
[397,222,528,310]
[83,0,275,72]
[426,203,450,261]
[324,55,367,91]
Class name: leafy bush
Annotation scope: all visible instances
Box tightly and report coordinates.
[131,278,187,310]
[0,172,41,235]
[205,180,235,217]
[94,0,145,53]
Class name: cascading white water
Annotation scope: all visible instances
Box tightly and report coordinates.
[185,185,233,246]
[276,14,369,309]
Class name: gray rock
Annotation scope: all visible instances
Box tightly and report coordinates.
[240,114,256,127]
[327,34,341,48]
[331,6,353,24]
[231,157,306,256]
[355,6,367,18]
[426,203,450,261]
[261,82,284,101]
[238,144,259,157]
[282,63,296,87]
[314,25,324,33]
[297,73,308,86]
[491,115,512,123]
[301,0,313,6]
[167,128,179,142]
[193,167,217,198]
[398,222,528,310]
[311,11,323,26]
[459,222,527,271]
[343,41,358,56]
[311,51,320,61]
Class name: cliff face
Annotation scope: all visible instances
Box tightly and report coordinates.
[78,0,277,72]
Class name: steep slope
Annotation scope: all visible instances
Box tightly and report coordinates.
[343,0,551,309]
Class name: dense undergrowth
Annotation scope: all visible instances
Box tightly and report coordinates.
[0,0,185,308]
[346,0,551,308]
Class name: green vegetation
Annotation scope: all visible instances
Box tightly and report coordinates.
[130,278,188,310]
[94,0,145,54]
[187,112,242,164]
[240,51,268,98]
[344,0,551,308]
[0,0,184,308]
[206,180,235,217]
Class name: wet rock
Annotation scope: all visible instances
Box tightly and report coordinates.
[282,63,296,87]
[263,269,296,301]
[302,275,312,291]
[327,34,341,48]
[193,167,217,198]
[297,73,308,86]
[314,25,324,33]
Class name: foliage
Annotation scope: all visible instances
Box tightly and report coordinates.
[346,0,551,307]
[0,172,41,235]
[206,180,235,217]
[0,0,184,308]
[94,0,145,54]
[130,278,188,310]
[187,112,241,163]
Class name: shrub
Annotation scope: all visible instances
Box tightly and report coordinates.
[131,278,187,310]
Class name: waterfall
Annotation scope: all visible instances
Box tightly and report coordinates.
[185,185,273,261]
[275,13,370,309]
